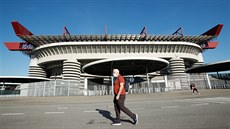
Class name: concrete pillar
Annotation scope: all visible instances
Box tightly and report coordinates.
[62,60,81,81]
[164,75,168,91]
[28,66,46,78]
[168,58,187,89]
[28,55,46,78]
[169,58,186,76]
[206,73,212,89]
[84,77,88,96]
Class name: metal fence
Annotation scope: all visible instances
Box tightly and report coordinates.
[86,74,230,96]
[87,85,112,96]
[20,80,84,97]
[188,74,210,89]
[210,79,230,89]
[4,74,230,97]
[86,82,168,96]
[0,90,20,95]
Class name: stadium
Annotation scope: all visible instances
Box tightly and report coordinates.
[3,21,226,96]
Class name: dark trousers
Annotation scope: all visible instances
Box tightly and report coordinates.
[113,94,135,122]
[193,88,199,93]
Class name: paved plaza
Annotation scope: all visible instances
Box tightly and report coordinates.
[0,89,230,129]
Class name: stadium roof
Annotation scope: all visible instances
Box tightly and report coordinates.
[4,21,223,55]
[186,60,230,73]
[19,34,215,47]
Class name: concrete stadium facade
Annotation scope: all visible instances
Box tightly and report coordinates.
[4,22,223,91]
[29,41,203,80]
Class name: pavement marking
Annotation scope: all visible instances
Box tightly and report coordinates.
[2,113,24,116]
[44,112,64,114]
[216,97,230,102]
[106,105,144,111]
[56,107,69,110]
[175,97,230,104]
[161,106,179,109]
[84,107,145,113]
[84,110,99,113]
[130,108,145,111]
[202,97,229,104]
[191,103,209,106]
[106,105,113,108]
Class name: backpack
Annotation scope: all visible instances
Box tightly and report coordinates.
[117,76,130,92]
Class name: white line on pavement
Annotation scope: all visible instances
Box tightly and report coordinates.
[203,101,226,104]
[191,103,209,106]
[84,111,99,113]
[161,106,179,109]
[175,97,230,104]
[84,108,145,113]
[56,107,69,110]
[44,112,64,114]
[106,105,113,108]
[106,105,144,111]
[2,113,24,116]
[130,108,145,111]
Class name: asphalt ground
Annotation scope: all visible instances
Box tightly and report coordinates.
[0,89,230,129]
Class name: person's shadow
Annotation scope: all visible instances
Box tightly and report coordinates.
[96,109,133,124]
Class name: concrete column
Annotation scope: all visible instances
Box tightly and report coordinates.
[164,75,168,91]
[169,58,186,76]
[168,58,187,89]
[28,66,46,78]
[84,77,88,96]
[28,55,46,78]
[206,73,212,89]
[62,60,81,81]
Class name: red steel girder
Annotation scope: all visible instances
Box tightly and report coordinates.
[201,42,219,49]
[4,42,32,51]
[11,21,33,36]
[202,24,223,36]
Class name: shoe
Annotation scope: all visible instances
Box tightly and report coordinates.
[133,114,138,125]
[111,122,121,126]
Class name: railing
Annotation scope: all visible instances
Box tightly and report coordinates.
[210,79,230,89]
[0,90,20,95]
[1,74,229,97]
[86,82,168,96]
[20,80,84,97]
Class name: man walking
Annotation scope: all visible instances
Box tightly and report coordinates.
[190,83,200,95]
[112,69,138,126]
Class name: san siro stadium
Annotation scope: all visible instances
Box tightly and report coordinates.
[4,21,223,96]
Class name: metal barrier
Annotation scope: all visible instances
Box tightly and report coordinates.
[20,80,84,97]
[210,79,230,89]
[86,82,167,96]
[0,90,20,95]
[3,74,229,97]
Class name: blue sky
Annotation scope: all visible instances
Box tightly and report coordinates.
[0,0,229,76]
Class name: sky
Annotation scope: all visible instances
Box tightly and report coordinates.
[0,0,229,76]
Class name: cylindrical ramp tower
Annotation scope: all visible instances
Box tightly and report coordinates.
[62,60,81,81]
[169,58,186,76]
[168,58,188,89]
[28,65,46,78]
